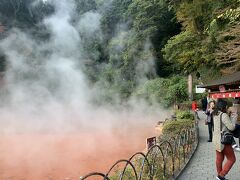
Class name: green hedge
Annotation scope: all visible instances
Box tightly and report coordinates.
[162,119,193,136]
[162,110,194,136]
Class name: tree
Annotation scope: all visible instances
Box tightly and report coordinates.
[127,0,181,76]
[162,31,206,73]
[134,76,188,107]
[0,0,54,29]
[0,55,6,72]
[100,0,132,42]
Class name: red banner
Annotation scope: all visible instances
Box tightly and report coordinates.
[210,92,240,99]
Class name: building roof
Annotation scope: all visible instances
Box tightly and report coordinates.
[198,71,240,89]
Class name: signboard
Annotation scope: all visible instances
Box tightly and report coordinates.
[146,136,156,150]
[196,85,206,93]
[210,91,240,99]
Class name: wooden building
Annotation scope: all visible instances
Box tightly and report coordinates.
[197,71,240,99]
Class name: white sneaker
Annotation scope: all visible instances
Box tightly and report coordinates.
[232,144,240,152]
[234,147,240,152]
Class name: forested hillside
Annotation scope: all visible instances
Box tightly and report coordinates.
[0,0,239,107]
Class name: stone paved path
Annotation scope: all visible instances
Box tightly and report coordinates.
[177,111,240,180]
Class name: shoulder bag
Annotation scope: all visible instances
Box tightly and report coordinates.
[220,113,234,145]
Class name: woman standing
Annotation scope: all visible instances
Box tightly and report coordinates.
[206,100,215,142]
[213,100,235,180]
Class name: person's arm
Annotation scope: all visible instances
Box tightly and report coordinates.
[205,110,210,115]
[222,113,235,131]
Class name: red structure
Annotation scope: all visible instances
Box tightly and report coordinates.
[198,71,240,99]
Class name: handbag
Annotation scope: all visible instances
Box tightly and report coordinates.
[205,119,208,125]
[220,113,234,145]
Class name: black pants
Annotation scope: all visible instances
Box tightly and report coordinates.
[207,123,213,141]
[233,124,240,146]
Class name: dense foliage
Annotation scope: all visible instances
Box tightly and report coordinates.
[0,0,239,106]
[163,0,240,75]
[134,76,188,107]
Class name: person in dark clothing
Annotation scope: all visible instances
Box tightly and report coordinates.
[202,97,208,112]
[206,100,216,142]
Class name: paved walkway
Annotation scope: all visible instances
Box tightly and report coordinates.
[177,111,240,180]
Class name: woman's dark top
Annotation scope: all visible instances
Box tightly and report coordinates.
[206,109,214,125]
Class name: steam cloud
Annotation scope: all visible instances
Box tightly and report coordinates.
[0,1,172,178]
[0,0,169,134]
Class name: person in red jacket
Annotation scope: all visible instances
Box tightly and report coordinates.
[192,100,200,120]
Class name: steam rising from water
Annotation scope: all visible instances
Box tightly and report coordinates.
[0,1,170,178]
[0,0,169,134]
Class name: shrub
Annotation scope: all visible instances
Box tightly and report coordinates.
[162,119,194,136]
[176,110,194,120]
[177,101,191,110]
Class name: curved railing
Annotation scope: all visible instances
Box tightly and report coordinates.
[80,120,199,180]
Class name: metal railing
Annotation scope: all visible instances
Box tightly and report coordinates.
[80,120,199,180]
